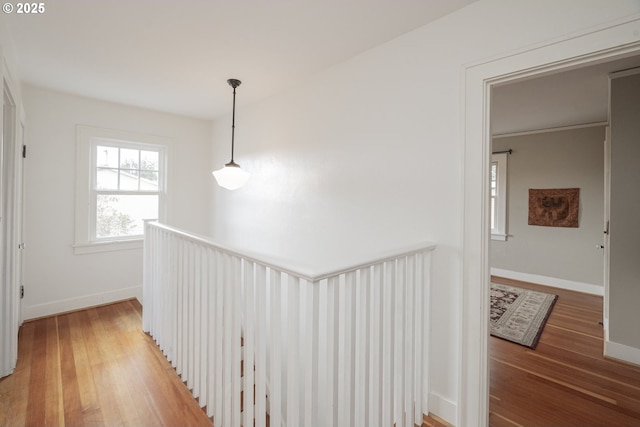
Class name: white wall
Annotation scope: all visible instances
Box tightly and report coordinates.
[22,85,212,320]
[491,126,605,294]
[209,1,640,423]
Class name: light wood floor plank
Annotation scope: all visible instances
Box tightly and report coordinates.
[69,309,104,426]
[87,305,129,426]
[58,314,84,426]
[46,316,65,427]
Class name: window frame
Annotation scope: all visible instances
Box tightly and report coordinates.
[74,126,169,254]
[491,152,508,241]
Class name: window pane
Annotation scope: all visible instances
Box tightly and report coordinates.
[141,150,159,171]
[490,162,497,197]
[96,168,119,190]
[490,197,496,230]
[140,172,159,191]
[119,170,139,190]
[120,148,139,170]
[96,194,158,238]
[97,146,118,168]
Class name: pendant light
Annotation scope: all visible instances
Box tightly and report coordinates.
[212,78,250,190]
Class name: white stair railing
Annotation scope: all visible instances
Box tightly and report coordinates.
[143,221,435,427]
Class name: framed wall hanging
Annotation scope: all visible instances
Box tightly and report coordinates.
[528,188,579,228]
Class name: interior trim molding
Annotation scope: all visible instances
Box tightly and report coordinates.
[428,391,457,426]
[492,120,608,139]
[22,285,142,321]
[490,268,604,296]
[605,340,640,366]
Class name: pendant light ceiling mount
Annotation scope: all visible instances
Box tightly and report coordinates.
[212,78,250,190]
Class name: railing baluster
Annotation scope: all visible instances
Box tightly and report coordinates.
[193,242,201,400]
[313,281,322,425]
[328,276,339,427]
[213,250,224,427]
[421,251,432,418]
[206,248,216,418]
[198,244,208,409]
[231,257,242,427]
[169,231,178,366]
[405,254,416,427]
[269,269,282,427]
[369,263,382,427]
[353,268,367,427]
[414,252,424,424]
[317,278,329,427]
[302,279,315,427]
[394,256,405,425]
[178,238,186,378]
[185,241,193,390]
[255,264,267,427]
[287,274,300,427]
[338,271,355,427]
[222,253,233,426]
[243,260,256,426]
[382,260,395,427]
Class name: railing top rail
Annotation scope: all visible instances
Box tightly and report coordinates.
[145,221,435,282]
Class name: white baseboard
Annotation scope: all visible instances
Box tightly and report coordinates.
[22,285,143,321]
[429,391,457,426]
[490,268,603,296]
[605,340,640,366]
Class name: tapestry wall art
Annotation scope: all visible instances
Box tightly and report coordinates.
[528,188,579,228]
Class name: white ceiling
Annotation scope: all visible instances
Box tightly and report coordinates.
[5,0,477,119]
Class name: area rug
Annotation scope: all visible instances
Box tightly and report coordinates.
[490,283,557,349]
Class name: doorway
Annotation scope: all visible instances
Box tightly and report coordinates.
[460,19,640,427]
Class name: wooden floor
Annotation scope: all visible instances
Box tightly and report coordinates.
[0,298,446,427]
[490,276,640,427]
[0,299,212,427]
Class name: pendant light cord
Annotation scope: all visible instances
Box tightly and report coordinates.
[230,85,237,163]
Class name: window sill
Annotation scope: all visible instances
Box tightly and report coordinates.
[73,239,143,255]
[491,233,508,242]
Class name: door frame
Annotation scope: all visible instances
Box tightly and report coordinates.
[0,56,25,378]
[603,126,611,342]
[459,15,640,427]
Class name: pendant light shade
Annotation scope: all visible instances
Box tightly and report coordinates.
[213,78,250,190]
[213,160,250,190]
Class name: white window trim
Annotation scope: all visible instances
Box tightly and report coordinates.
[491,152,508,241]
[74,125,169,254]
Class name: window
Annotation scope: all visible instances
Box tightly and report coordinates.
[75,126,168,254]
[491,152,508,241]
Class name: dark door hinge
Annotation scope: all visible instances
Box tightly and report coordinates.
[22,145,26,159]
[20,285,24,299]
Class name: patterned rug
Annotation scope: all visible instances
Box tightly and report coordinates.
[490,283,557,349]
